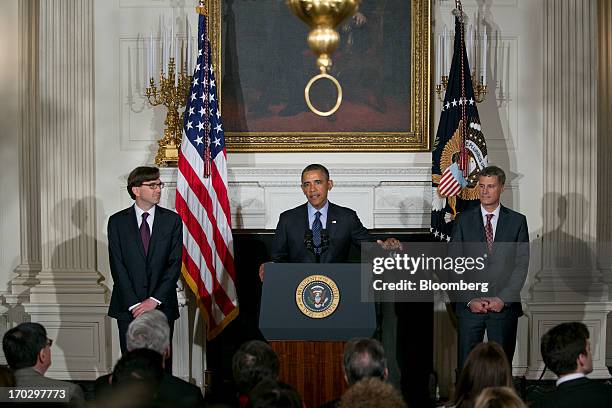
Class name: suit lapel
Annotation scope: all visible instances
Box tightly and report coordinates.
[148,205,166,258]
[494,206,509,242]
[127,206,147,260]
[472,206,487,243]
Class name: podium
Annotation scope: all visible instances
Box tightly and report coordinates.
[260,263,375,407]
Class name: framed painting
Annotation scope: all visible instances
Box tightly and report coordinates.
[206,0,430,152]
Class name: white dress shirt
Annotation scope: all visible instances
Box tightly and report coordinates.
[129,204,161,311]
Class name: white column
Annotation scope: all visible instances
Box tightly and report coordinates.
[598,0,612,366]
[3,0,41,317]
[23,0,111,380]
[527,0,610,379]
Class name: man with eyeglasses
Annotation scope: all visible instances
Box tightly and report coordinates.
[2,322,85,406]
[107,166,182,371]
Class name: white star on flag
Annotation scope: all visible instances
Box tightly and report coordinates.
[213,137,221,146]
[186,121,193,130]
[214,123,222,133]
[196,121,205,131]
[194,135,203,145]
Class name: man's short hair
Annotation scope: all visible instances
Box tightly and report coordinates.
[343,338,387,386]
[479,165,506,185]
[127,166,160,200]
[2,323,48,369]
[301,164,330,181]
[126,310,170,355]
[541,322,590,376]
[112,348,164,385]
[339,377,406,408]
[232,340,279,394]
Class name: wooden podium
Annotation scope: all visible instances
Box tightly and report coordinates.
[260,264,375,408]
[270,341,347,407]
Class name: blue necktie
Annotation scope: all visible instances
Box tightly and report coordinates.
[312,211,322,252]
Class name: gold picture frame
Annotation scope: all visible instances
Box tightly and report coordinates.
[207,0,430,152]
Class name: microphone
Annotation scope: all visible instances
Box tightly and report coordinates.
[304,230,314,253]
[320,229,329,253]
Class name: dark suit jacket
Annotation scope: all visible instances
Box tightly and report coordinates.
[449,204,529,313]
[107,205,182,321]
[271,202,374,263]
[95,372,205,408]
[532,377,612,408]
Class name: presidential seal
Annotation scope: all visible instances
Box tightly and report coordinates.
[295,275,340,319]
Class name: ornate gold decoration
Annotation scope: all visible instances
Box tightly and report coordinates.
[286,0,360,116]
[295,274,340,319]
[207,0,431,152]
[434,119,482,201]
[304,73,343,117]
[145,56,191,167]
[436,73,487,103]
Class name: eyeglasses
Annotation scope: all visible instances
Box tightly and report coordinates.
[46,338,53,347]
[140,182,165,190]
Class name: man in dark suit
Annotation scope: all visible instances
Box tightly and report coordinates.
[450,165,529,370]
[533,322,612,407]
[107,166,182,357]
[95,310,204,408]
[261,164,399,276]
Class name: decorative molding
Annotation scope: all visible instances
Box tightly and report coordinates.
[24,304,112,380]
[526,303,612,379]
[161,166,432,230]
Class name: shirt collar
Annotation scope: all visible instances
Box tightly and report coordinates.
[480,204,501,219]
[134,204,156,219]
[307,201,329,219]
[556,372,586,386]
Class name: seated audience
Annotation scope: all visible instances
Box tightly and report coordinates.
[319,337,389,408]
[2,322,85,407]
[105,348,165,408]
[248,377,303,408]
[473,386,526,408]
[339,377,406,408]
[449,342,513,408]
[232,340,280,407]
[95,310,204,408]
[533,321,612,408]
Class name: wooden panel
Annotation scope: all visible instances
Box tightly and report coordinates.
[270,341,347,408]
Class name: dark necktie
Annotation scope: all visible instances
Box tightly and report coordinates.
[140,212,151,256]
[312,211,322,252]
[485,213,494,252]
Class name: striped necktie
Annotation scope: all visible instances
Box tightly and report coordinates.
[312,211,322,253]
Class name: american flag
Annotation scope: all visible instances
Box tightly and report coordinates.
[438,162,467,197]
[176,6,238,340]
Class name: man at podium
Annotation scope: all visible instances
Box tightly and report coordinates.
[260,164,400,279]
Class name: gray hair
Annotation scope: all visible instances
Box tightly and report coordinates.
[126,310,170,354]
[343,338,387,386]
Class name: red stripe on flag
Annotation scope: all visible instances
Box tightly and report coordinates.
[175,190,236,316]
[179,157,237,281]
